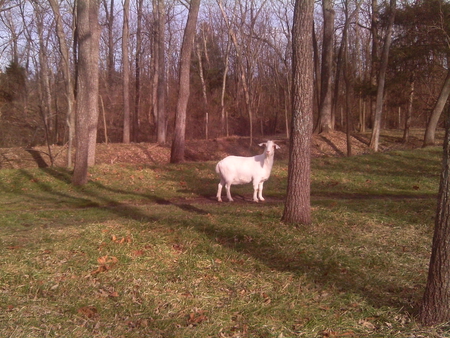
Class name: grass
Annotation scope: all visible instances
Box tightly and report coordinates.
[0,145,448,337]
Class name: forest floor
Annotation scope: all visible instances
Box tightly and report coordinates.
[0,129,442,169]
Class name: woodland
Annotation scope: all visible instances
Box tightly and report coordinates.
[2,0,450,331]
[0,0,448,153]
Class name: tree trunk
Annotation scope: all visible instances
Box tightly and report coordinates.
[420,106,450,326]
[423,68,450,147]
[122,0,130,143]
[34,3,53,146]
[170,0,201,163]
[369,0,396,152]
[156,0,167,144]
[316,0,334,134]
[195,41,209,139]
[281,0,314,225]
[72,0,100,185]
[403,77,414,143]
[218,0,253,146]
[49,0,76,167]
[105,0,114,86]
[133,0,143,143]
[313,21,321,116]
[370,0,380,129]
[220,38,231,136]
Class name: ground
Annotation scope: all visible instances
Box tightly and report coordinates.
[0,130,440,169]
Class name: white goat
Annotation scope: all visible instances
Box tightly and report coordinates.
[215,140,280,202]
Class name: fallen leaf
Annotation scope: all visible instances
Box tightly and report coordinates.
[187,311,207,326]
[77,306,98,318]
[111,235,132,244]
[172,244,184,253]
[359,319,376,330]
[91,256,118,275]
[91,265,109,275]
[132,250,145,257]
[7,246,23,250]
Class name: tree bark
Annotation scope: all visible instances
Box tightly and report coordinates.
[369,0,396,152]
[72,0,100,185]
[403,77,414,143]
[49,0,76,167]
[156,0,167,144]
[423,68,450,147]
[170,0,201,163]
[220,38,231,136]
[420,106,450,326]
[370,0,380,129]
[133,0,143,143]
[316,0,334,134]
[122,0,130,143]
[34,3,53,146]
[195,41,209,139]
[281,0,314,225]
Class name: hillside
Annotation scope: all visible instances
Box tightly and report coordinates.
[0,130,440,169]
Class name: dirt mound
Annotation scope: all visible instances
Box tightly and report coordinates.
[0,131,417,169]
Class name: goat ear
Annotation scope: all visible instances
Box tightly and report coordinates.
[274,144,280,149]
[258,142,266,147]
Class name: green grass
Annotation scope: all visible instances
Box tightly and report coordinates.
[0,146,448,337]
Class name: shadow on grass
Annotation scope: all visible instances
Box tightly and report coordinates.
[3,166,430,316]
[178,208,425,315]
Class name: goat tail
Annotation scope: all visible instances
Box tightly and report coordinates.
[215,161,220,174]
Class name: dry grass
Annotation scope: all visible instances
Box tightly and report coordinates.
[0,144,449,337]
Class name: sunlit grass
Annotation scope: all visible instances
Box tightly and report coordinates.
[0,146,447,337]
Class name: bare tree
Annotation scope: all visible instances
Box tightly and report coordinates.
[48,0,76,167]
[122,0,130,143]
[420,106,450,325]
[195,33,209,139]
[402,74,414,143]
[316,0,335,134]
[155,0,167,144]
[423,68,450,147]
[218,0,267,146]
[171,0,201,163]
[133,0,143,142]
[72,0,100,185]
[369,0,396,152]
[282,0,314,225]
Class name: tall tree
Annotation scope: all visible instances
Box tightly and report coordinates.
[122,0,130,143]
[315,0,335,134]
[133,0,143,142]
[155,0,167,144]
[31,2,53,146]
[423,68,450,147]
[170,0,201,163]
[72,0,100,185]
[420,106,450,326]
[369,0,396,151]
[103,0,115,85]
[281,0,314,225]
[48,0,75,167]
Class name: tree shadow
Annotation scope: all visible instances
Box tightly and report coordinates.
[179,207,424,314]
[25,149,49,168]
[319,135,345,156]
[3,166,427,316]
